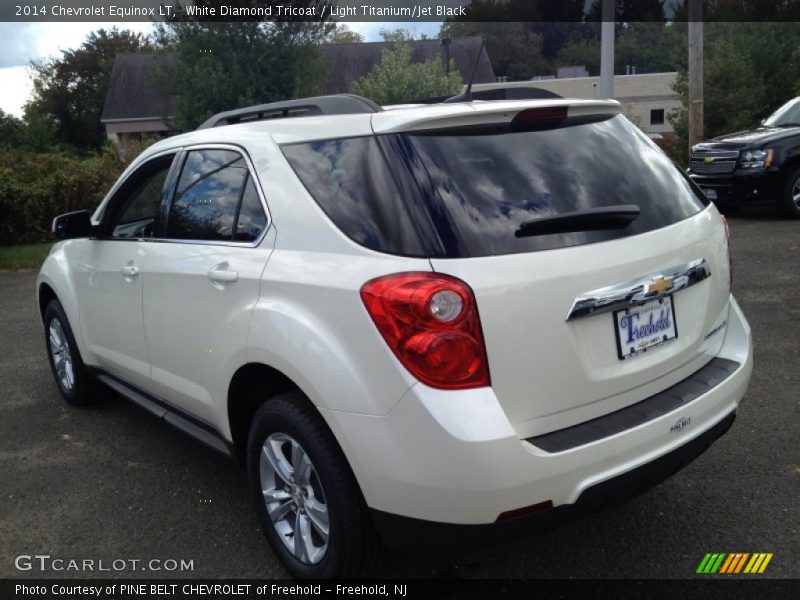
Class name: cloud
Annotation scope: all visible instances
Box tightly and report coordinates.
[0,66,33,116]
[345,21,442,41]
[0,23,41,68]
[0,22,154,68]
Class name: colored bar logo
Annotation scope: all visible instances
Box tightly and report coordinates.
[696,553,773,574]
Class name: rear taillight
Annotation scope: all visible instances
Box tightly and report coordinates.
[720,215,733,288]
[360,273,490,390]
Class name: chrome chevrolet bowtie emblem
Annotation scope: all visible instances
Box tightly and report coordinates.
[646,275,674,295]
[704,157,715,163]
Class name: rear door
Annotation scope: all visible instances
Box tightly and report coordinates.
[400,111,731,439]
[142,146,273,424]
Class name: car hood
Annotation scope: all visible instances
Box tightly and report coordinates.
[695,126,800,150]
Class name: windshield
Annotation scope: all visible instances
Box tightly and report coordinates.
[763,97,800,127]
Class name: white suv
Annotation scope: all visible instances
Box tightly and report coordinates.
[37,94,753,578]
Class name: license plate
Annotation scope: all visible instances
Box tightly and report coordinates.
[703,188,718,200]
[614,297,678,360]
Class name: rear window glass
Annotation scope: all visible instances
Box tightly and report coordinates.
[281,137,426,257]
[408,114,707,257]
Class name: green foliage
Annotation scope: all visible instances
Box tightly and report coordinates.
[615,23,684,75]
[669,22,800,162]
[0,140,160,244]
[351,43,463,105]
[556,23,681,76]
[586,0,666,22]
[440,22,550,80]
[556,39,601,75]
[0,110,23,150]
[26,28,151,151]
[154,20,332,131]
[379,28,424,42]
[328,25,363,44]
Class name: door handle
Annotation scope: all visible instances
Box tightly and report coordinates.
[207,263,238,284]
[120,264,139,278]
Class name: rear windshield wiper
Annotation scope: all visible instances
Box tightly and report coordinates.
[515,205,641,238]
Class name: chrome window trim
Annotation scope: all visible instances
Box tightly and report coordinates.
[98,143,273,249]
[566,258,711,321]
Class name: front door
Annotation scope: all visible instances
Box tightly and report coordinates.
[77,153,176,389]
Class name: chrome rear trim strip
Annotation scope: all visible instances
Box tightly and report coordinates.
[566,258,711,321]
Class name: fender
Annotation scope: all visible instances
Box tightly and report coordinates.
[244,293,415,417]
[36,240,93,363]
[241,247,433,419]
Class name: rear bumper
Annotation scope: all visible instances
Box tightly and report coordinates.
[371,410,736,551]
[322,297,752,529]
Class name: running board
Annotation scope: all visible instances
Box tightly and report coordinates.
[95,373,235,460]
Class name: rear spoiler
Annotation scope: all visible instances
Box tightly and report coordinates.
[371,99,621,134]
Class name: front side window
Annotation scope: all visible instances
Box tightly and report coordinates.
[166,149,267,242]
[107,157,173,239]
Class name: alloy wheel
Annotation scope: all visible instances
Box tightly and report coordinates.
[49,319,74,392]
[259,433,330,565]
[793,178,800,209]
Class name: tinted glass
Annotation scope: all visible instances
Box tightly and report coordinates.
[408,115,707,257]
[282,137,426,256]
[111,161,171,239]
[234,176,267,242]
[763,97,800,127]
[167,149,247,241]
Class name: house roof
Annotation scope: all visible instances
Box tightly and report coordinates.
[101,53,176,122]
[321,36,495,94]
[101,37,495,123]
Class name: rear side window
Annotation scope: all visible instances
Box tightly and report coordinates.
[408,115,707,257]
[234,176,267,242]
[166,149,267,242]
[281,137,426,256]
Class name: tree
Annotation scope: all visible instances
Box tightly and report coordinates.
[669,22,800,161]
[351,43,463,105]
[379,28,428,42]
[0,110,22,149]
[586,0,666,22]
[26,28,151,150]
[328,24,363,44]
[155,15,331,131]
[440,22,550,79]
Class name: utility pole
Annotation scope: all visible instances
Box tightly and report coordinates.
[688,0,704,147]
[599,0,615,99]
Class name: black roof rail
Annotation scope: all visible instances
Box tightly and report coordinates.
[197,94,382,130]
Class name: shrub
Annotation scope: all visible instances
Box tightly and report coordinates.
[0,138,157,245]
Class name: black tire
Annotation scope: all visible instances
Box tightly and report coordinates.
[247,391,383,579]
[43,299,99,406]
[776,167,800,219]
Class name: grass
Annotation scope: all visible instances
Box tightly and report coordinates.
[0,243,53,271]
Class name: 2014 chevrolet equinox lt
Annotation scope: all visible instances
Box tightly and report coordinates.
[38,94,753,578]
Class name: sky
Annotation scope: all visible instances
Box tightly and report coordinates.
[0,21,441,117]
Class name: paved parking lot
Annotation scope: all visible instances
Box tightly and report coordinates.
[1,213,798,579]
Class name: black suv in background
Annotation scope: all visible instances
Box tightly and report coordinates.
[689,97,800,218]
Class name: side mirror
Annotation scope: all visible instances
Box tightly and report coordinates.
[52,210,94,240]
